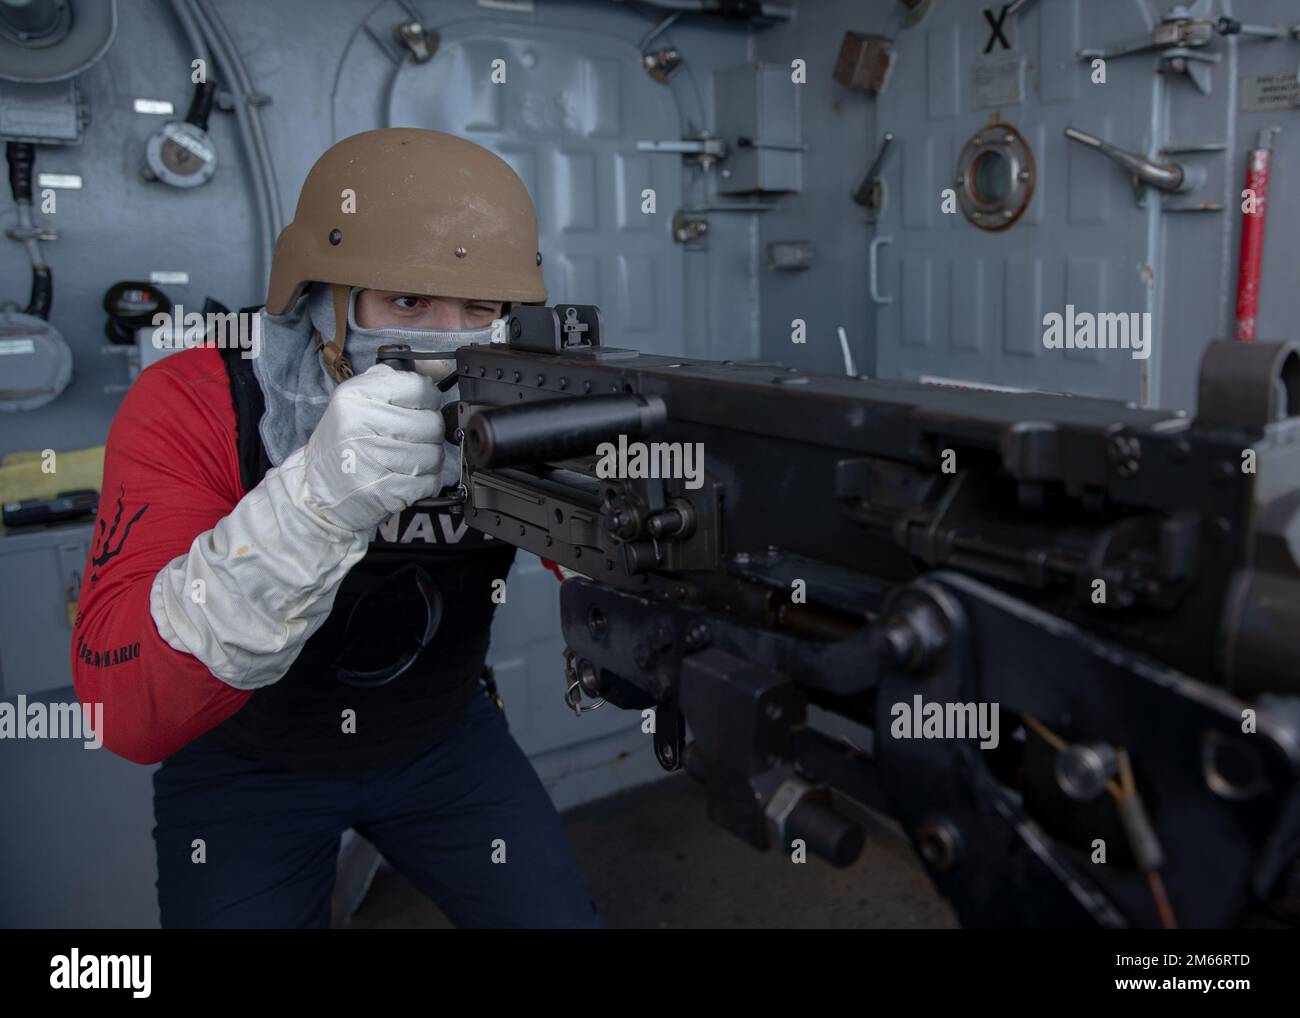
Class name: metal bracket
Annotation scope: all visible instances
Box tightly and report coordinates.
[4,224,58,242]
[852,130,893,220]
[636,135,727,172]
[642,47,682,85]
[671,208,708,244]
[361,0,430,65]
[0,79,84,145]
[396,20,438,63]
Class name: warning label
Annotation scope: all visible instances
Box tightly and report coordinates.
[974,54,1025,109]
[1240,74,1300,112]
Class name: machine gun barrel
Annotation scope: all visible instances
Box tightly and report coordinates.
[464,393,667,469]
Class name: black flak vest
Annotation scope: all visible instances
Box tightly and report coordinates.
[201,344,518,771]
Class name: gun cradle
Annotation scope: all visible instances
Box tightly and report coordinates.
[447,306,1300,929]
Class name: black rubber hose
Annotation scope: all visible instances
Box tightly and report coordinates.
[27,266,53,320]
[185,79,217,131]
[7,141,33,204]
[6,142,53,319]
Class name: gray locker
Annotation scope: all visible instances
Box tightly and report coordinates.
[0,523,91,697]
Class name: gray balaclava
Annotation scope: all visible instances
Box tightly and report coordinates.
[251,282,494,492]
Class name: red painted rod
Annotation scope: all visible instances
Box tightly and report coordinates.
[1235,129,1278,342]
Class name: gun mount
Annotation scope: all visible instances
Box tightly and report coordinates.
[380,306,1300,928]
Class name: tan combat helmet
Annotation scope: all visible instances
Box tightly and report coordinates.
[265,128,547,382]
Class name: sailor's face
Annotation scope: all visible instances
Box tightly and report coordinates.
[354,288,503,330]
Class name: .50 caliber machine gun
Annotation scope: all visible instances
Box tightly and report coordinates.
[379,305,1300,928]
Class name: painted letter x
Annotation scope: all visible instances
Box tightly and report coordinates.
[983,5,1011,54]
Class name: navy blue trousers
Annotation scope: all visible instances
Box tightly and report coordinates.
[152,689,602,928]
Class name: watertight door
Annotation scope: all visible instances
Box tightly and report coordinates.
[872,0,1161,403]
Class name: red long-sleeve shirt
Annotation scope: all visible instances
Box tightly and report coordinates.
[72,347,252,764]
[73,344,569,767]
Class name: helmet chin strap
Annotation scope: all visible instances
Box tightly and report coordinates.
[317,283,354,383]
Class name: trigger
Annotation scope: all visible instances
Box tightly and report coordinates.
[441,404,459,444]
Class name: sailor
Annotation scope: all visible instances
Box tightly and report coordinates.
[72,128,601,928]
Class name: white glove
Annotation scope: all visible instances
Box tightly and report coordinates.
[302,363,445,531]
[150,364,445,690]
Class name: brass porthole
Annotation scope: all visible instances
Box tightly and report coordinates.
[954,123,1036,231]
